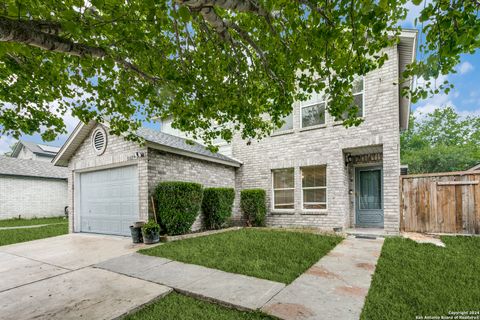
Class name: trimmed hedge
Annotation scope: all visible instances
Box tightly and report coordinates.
[156,181,203,235]
[240,189,266,227]
[202,188,235,230]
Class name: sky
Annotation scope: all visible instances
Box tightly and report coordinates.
[0,2,479,154]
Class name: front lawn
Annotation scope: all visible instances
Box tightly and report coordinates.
[124,292,275,320]
[0,216,66,228]
[140,228,342,283]
[0,223,68,246]
[361,236,480,320]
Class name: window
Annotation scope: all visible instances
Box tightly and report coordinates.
[300,86,326,128]
[274,113,293,132]
[301,102,326,128]
[302,166,327,210]
[352,76,364,117]
[340,76,364,120]
[272,168,294,210]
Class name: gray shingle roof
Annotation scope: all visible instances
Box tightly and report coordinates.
[136,127,241,165]
[0,156,68,179]
[12,140,60,158]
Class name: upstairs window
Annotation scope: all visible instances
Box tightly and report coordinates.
[272,168,295,210]
[274,113,293,132]
[340,76,364,120]
[352,76,364,117]
[301,91,326,128]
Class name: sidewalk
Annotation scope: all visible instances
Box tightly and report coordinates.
[96,236,383,319]
[95,253,285,311]
[262,236,384,320]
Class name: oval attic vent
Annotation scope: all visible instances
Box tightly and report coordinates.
[92,128,107,155]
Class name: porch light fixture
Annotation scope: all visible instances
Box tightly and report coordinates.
[344,153,352,166]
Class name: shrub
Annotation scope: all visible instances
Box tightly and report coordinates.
[141,220,160,234]
[202,188,235,230]
[156,181,203,235]
[240,189,266,227]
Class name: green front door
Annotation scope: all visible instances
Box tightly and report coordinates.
[355,166,384,228]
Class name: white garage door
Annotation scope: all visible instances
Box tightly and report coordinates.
[79,165,138,236]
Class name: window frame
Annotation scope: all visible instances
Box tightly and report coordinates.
[352,76,365,118]
[271,168,295,212]
[301,165,327,212]
[300,101,327,129]
[272,113,294,134]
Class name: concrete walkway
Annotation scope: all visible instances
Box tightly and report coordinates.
[95,253,285,310]
[262,236,384,320]
[0,234,171,320]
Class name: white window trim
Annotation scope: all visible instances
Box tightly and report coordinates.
[301,166,328,212]
[352,76,365,118]
[271,169,295,212]
[300,101,327,129]
[272,112,294,135]
[332,76,366,125]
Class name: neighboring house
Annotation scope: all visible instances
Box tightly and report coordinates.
[468,163,480,171]
[53,30,417,236]
[0,156,68,219]
[10,140,60,162]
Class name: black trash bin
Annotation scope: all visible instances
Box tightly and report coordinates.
[129,226,143,243]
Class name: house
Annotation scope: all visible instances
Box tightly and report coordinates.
[53,30,417,236]
[0,156,68,219]
[11,140,61,162]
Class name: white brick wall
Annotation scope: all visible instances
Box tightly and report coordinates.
[67,124,236,233]
[0,175,67,219]
[231,46,401,233]
[147,148,236,231]
[67,125,149,232]
[65,45,402,234]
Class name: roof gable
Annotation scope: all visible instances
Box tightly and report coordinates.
[11,140,60,158]
[53,121,241,167]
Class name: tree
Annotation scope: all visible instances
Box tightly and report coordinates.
[401,107,480,173]
[0,0,478,145]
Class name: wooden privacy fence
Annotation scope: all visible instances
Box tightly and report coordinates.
[400,171,480,234]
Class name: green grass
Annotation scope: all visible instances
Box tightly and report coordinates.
[124,292,276,320]
[140,228,342,283]
[0,216,67,227]
[361,236,480,320]
[0,223,68,246]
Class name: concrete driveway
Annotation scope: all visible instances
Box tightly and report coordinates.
[0,233,171,320]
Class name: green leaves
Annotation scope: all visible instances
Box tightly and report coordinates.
[401,107,480,173]
[0,0,478,147]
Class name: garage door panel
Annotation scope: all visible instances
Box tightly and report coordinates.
[79,165,138,236]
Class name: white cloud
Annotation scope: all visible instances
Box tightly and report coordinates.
[0,135,17,155]
[457,61,474,75]
[414,74,455,118]
[403,0,432,27]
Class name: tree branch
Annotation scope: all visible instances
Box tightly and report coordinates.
[296,0,332,25]
[0,17,161,84]
[176,0,268,16]
[198,6,232,40]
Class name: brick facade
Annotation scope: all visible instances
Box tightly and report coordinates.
[147,148,236,230]
[67,125,235,233]
[231,46,401,233]
[0,176,67,219]
[65,45,403,234]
